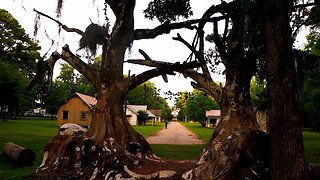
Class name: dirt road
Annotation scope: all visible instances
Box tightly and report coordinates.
[146,121,204,144]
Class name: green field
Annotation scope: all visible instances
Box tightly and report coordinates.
[0,119,319,179]
[181,122,320,163]
[180,121,214,142]
[0,118,57,179]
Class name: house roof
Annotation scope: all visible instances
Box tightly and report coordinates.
[148,109,162,117]
[65,93,154,117]
[147,110,156,118]
[126,105,156,118]
[75,92,97,108]
[205,110,221,117]
[127,105,147,114]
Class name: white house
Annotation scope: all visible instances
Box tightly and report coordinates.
[125,105,155,125]
[148,109,162,122]
[205,110,221,127]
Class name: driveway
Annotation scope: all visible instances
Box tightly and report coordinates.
[146,121,204,144]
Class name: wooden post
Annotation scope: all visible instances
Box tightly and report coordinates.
[2,142,36,165]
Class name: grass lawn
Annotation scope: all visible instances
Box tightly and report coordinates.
[132,121,165,137]
[0,118,58,179]
[303,130,320,163]
[0,118,319,179]
[150,144,204,160]
[180,121,214,142]
[180,121,320,163]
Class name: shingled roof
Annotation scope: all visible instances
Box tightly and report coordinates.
[205,110,221,117]
[75,92,97,108]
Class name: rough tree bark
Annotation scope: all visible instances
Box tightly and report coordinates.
[29,0,282,179]
[181,2,269,179]
[131,1,269,179]
[31,0,203,179]
[265,0,308,179]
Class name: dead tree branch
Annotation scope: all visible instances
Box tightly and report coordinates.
[126,49,201,90]
[34,9,84,36]
[173,33,212,80]
[28,45,99,93]
[60,45,99,85]
[134,16,226,41]
[185,70,223,103]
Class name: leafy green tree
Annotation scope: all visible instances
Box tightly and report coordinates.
[174,91,189,121]
[137,110,148,125]
[161,106,172,121]
[0,9,40,119]
[185,89,219,125]
[250,77,267,111]
[300,32,320,129]
[301,64,320,129]
[0,61,34,120]
[127,81,168,110]
[0,9,40,77]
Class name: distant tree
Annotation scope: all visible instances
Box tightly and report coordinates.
[300,32,320,129]
[174,91,189,121]
[0,61,34,120]
[185,89,219,125]
[250,77,267,111]
[161,106,172,121]
[137,110,148,126]
[0,9,40,118]
[0,9,40,77]
[301,64,320,129]
[127,81,168,109]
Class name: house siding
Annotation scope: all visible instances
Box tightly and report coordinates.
[57,96,93,127]
[126,108,138,125]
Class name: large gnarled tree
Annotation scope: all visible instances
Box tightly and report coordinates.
[131,1,269,179]
[30,0,205,179]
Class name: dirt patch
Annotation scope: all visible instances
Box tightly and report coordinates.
[128,158,198,179]
[147,122,204,145]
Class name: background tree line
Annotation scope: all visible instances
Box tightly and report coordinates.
[0,9,40,120]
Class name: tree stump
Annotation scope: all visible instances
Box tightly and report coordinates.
[2,142,36,165]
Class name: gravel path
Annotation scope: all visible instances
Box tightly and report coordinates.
[146,121,204,144]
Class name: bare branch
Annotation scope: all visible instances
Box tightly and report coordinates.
[134,16,226,41]
[27,52,60,92]
[293,2,318,9]
[172,33,197,55]
[173,33,212,80]
[138,49,152,60]
[60,45,99,85]
[213,20,227,62]
[185,69,223,103]
[127,58,201,90]
[34,9,84,36]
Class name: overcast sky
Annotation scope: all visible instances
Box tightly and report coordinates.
[0,0,308,106]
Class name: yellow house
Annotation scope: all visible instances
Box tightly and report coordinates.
[57,92,97,127]
[57,92,155,127]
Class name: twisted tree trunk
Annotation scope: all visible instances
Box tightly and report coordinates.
[183,79,269,179]
[36,84,154,179]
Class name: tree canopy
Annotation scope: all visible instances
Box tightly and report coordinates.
[175,89,219,123]
[127,81,168,110]
[0,8,40,78]
[0,9,40,117]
